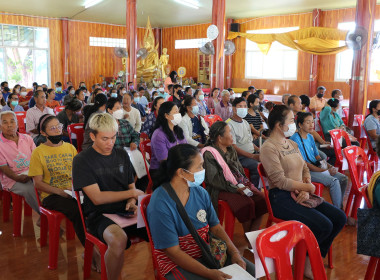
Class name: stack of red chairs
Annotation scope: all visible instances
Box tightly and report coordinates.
[15,111,27,134]
[67,123,84,153]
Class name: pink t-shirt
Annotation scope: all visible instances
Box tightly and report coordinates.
[0,133,36,190]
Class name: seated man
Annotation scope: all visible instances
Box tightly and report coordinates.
[73,113,145,280]
[26,90,51,140]
[282,93,291,106]
[309,86,327,115]
[0,111,40,215]
[226,97,260,188]
[215,90,233,121]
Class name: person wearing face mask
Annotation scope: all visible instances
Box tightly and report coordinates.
[226,97,260,188]
[260,105,346,278]
[364,100,380,151]
[150,102,187,178]
[179,96,209,148]
[137,86,149,109]
[244,94,266,147]
[63,86,75,106]
[2,93,25,112]
[119,86,128,96]
[106,97,139,150]
[82,93,108,151]
[122,93,142,133]
[215,90,233,121]
[227,88,235,103]
[28,114,88,252]
[18,86,31,109]
[131,91,147,120]
[309,86,327,115]
[193,89,210,117]
[167,84,183,108]
[128,81,134,91]
[54,81,66,102]
[203,122,267,237]
[331,89,345,118]
[26,90,51,140]
[57,99,83,144]
[141,96,164,136]
[148,144,256,280]
[0,91,6,111]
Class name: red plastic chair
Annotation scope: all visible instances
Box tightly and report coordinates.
[140,132,149,142]
[209,108,215,114]
[365,257,380,280]
[343,146,373,219]
[2,188,32,237]
[363,127,379,162]
[329,129,352,172]
[74,191,108,280]
[315,112,325,140]
[354,114,366,149]
[257,163,333,268]
[34,188,76,270]
[140,195,167,280]
[67,123,84,153]
[148,102,153,109]
[203,114,223,127]
[256,221,327,280]
[54,106,65,115]
[343,108,349,120]
[139,140,153,194]
[15,111,27,134]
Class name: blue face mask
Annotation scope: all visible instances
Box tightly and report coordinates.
[11,101,19,107]
[56,87,62,92]
[192,105,199,115]
[111,93,118,98]
[134,97,140,103]
[184,169,205,187]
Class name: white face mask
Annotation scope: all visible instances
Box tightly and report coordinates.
[283,123,297,137]
[70,90,75,95]
[338,95,343,101]
[112,109,124,120]
[20,91,27,97]
[199,95,205,101]
[236,108,248,118]
[171,113,182,126]
[122,90,127,94]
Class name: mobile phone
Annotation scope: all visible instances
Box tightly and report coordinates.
[116,211,135,218]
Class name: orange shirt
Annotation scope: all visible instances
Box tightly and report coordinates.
[309,96,326,112]
[46,100,61,109]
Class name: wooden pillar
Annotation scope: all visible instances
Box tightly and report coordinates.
[211,0,226,90]
[126,0,137,87]
[154,28,162,56]
[348,0,376,126]
[62,18,69,85]
[225,18,233,89]
[309,9,321,97]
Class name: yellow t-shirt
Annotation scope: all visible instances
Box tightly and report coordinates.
[28,142,77,200]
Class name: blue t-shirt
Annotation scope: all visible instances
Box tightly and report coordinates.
[147,185,219,250]
[290,133,319,164]
[54,91,66,102]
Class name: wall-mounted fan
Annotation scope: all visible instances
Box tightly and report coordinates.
[207,24,219,41]
[137,48,148,59]
[345,27,368,51]
[199,42,215,55]
[224,40,236,55]
[373,32,380,50]
[114,47,128,58]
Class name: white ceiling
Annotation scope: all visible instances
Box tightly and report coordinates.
[1,0,380,27]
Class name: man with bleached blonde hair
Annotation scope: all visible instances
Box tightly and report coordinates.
[73,113,145,279]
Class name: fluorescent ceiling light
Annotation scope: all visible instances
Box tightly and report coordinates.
[84,0,103,9]
[175,0,199,9]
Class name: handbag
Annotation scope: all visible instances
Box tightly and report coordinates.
[162,183,227,268]
[357,199,380,258]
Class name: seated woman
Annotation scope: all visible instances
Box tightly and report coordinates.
[57,99,82,144]
[82,93,108,151]
[300,94,311,113]
[28,114,86,247]
[260,105,346,278]
[364,100,380,151]
[74,88,86,108]
[193,89,210,116]
[203,121,267,234]
[206,88,220,111]
[147,144,255,280]
[106,97,140,150]
[244,94,267,146]
[45,89,60,110]
[320,98,359,145]
[290,112,347,208]
[179,95,209,148]
[2,93,24,112]
[150,102,187,177]
[368,136,380,207]
[141,96,164,136]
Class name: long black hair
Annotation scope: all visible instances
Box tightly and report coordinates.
[169,71,178,83]
[180,95,194,116]
[153,144,199,190]
[151,101,184,143]
[152,96,164,112]
[83,93,107,128]
[268,104,291,131]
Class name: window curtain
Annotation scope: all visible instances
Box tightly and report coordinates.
[227,27,349,55]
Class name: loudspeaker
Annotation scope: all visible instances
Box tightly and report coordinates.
[230,23,240,32]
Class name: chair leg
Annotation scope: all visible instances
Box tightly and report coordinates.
[364,257,378,280]
[2,191,11,222]
[83,240,94,279]
[65,219,75,240]
[351,195,362,219]
[345,191,354,218]
[374,259,380,280]
[24,199,32,216]
[328,246,333,269]
[47,215,64,270]
[11,193,22,237]
[40,214,48,247]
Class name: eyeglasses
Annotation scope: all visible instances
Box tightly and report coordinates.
[47,123,63,131]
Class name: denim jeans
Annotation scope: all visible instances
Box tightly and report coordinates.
[269,188,346,257]
[238,156,260,189]
[310,171,348,208]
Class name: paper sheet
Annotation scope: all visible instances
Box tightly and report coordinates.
[137,194,148,228]
[103,214,137,228]
[124,147,149,179]
[64,189,84,204]
[219,264,256,280]
[246,229,293,278]
[258,177,269,190]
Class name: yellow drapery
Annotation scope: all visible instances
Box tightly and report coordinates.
[227,27,349,55]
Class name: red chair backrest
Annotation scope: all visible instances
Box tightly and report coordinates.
[257,164,276,221]
[74,191,88,234]
[343,146,373,206]
[363,127,379,161]
[203,114,223,127]
[343,108,349,119]
[329,129,351,166]
[54,106,65,115]
[315,112,325,139]
[256,221,327,280]
[15,112,27,133]
[140,132,149,142]
[67,123,84,153]
[139,140,153,193]
[140,195,166,279]
[354,114,365,127]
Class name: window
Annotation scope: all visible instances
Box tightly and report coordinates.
[175,38,210,49]
[245,27,299,80]
[89,37,126,48]
[0,24,50,87]
[335,20,380,82]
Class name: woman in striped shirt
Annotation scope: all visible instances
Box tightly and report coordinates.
[244,94,266,146]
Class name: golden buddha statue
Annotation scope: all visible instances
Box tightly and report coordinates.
[159,48,169,79]
[137,17,159,81]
